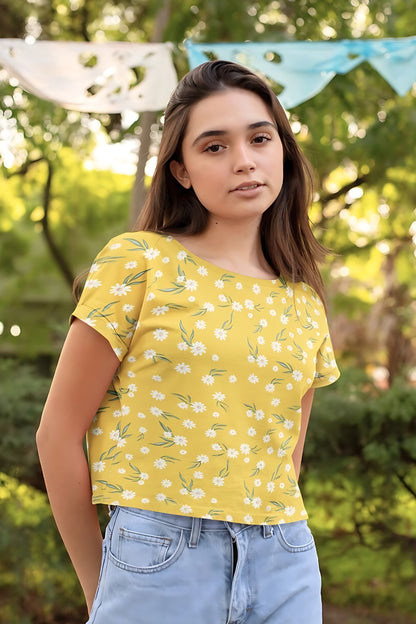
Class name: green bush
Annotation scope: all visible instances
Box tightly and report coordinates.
[0,358,49,490]
[303,369,416,617]
[0,473,87,624]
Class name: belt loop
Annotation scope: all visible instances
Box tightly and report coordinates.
[188,517,202,548]
[262,524,274,539]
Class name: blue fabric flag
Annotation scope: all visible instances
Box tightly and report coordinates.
[185,38,416,108]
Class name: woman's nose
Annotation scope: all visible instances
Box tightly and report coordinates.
[232,144,256,173]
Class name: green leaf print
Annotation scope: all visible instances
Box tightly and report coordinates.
[282,304,293,317]
[276,361,294,374]
[219,462,230,478]
[264,515,279,524]
[280,437,293,451]
[95,481,124,493]
[217,295,233,308]
[127,463,143,475]
[95,255,125,265]
[268,500,285,511]
[173,392,193,406]
[270,463,283,482]
[159,421,172,434]
[158,496,177,505]
[292,342,306,361]
[285,476,299,496]
[318,348,334,367]
[219,273,235,282]
[268,377,283,387]
[123,270,150,286]
[146,351,173,364]
[274,329,287,342]
[124,237,151,250]
[179,473,193,493]
[152,435,176,448]
[160,283,187,294]
[206,509,224,518]
[160,455,179,464]
[244,482,255,500]
[179,321,195,346]
[99,449,121,462]
[159,265,191,294]
[209,368,227,377]
[178,253,197,265]
[106,389,121,400]
[220,314,233,331]
[247,339,259,359]
[87,301,118,321]
[153,409,180,421]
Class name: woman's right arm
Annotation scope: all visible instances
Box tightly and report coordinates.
[36,318,120,613]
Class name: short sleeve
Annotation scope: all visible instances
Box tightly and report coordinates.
[71,235,149,360]
[312,331,340,388]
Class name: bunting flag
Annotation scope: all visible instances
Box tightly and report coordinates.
[0,38,415,113]
[0,39,177,113]
[186,37,416,108]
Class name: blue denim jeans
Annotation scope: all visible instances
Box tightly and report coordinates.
[87,506,322,624]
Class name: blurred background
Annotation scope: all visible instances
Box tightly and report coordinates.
[0,1,415,622]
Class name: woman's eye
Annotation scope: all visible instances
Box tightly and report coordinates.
[253,135,271,144]
[205,144,224,153]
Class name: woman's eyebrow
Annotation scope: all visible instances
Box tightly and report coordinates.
[191,120,277,147]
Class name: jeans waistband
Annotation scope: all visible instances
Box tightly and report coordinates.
[112,506,275,549]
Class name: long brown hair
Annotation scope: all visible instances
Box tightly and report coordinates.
[135,60,327,302]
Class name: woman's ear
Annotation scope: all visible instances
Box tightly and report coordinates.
[170,160,192,189]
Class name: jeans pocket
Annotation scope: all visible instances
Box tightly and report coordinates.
[109,511,186,573]
[275,520,315,553]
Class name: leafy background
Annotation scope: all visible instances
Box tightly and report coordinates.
[0,1,415,622]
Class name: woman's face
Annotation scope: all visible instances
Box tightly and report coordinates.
[170,88,284,228]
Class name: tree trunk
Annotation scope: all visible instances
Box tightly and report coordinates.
[382,247,411,382]
[41,160,75,290]
[128,0,172,228]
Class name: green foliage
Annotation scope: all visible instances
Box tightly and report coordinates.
[0,1,416,619]
[305,369,416,487]
[0,149,132,358]
[302,370,416,616]
[0,473,87,624]
[0,359,48,490]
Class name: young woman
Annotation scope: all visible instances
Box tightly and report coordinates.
[37,60,340,624]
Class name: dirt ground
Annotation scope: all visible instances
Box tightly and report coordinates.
[323,604,415,624]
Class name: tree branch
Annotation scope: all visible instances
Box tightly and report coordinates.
[395,472,416,500]
[5,157,45,177]
[40,160,75,291]
[319,174,370,206]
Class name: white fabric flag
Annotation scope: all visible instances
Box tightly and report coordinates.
[0,39,177,113]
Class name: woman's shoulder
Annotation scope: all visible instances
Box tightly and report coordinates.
[97,230,171,256]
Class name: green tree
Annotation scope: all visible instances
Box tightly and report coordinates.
[1,0,415,375]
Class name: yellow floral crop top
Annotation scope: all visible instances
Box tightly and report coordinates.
[72,231,340,525]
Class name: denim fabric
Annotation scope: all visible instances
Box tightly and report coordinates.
[87,506,322,624]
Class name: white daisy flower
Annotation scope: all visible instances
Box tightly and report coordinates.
[121,490,136,500]
[143,248,160,260]
[110,283,131,296]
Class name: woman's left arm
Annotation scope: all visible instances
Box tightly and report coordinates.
[292,388,315,480]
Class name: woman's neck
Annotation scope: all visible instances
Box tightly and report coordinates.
[173,219,276,279]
